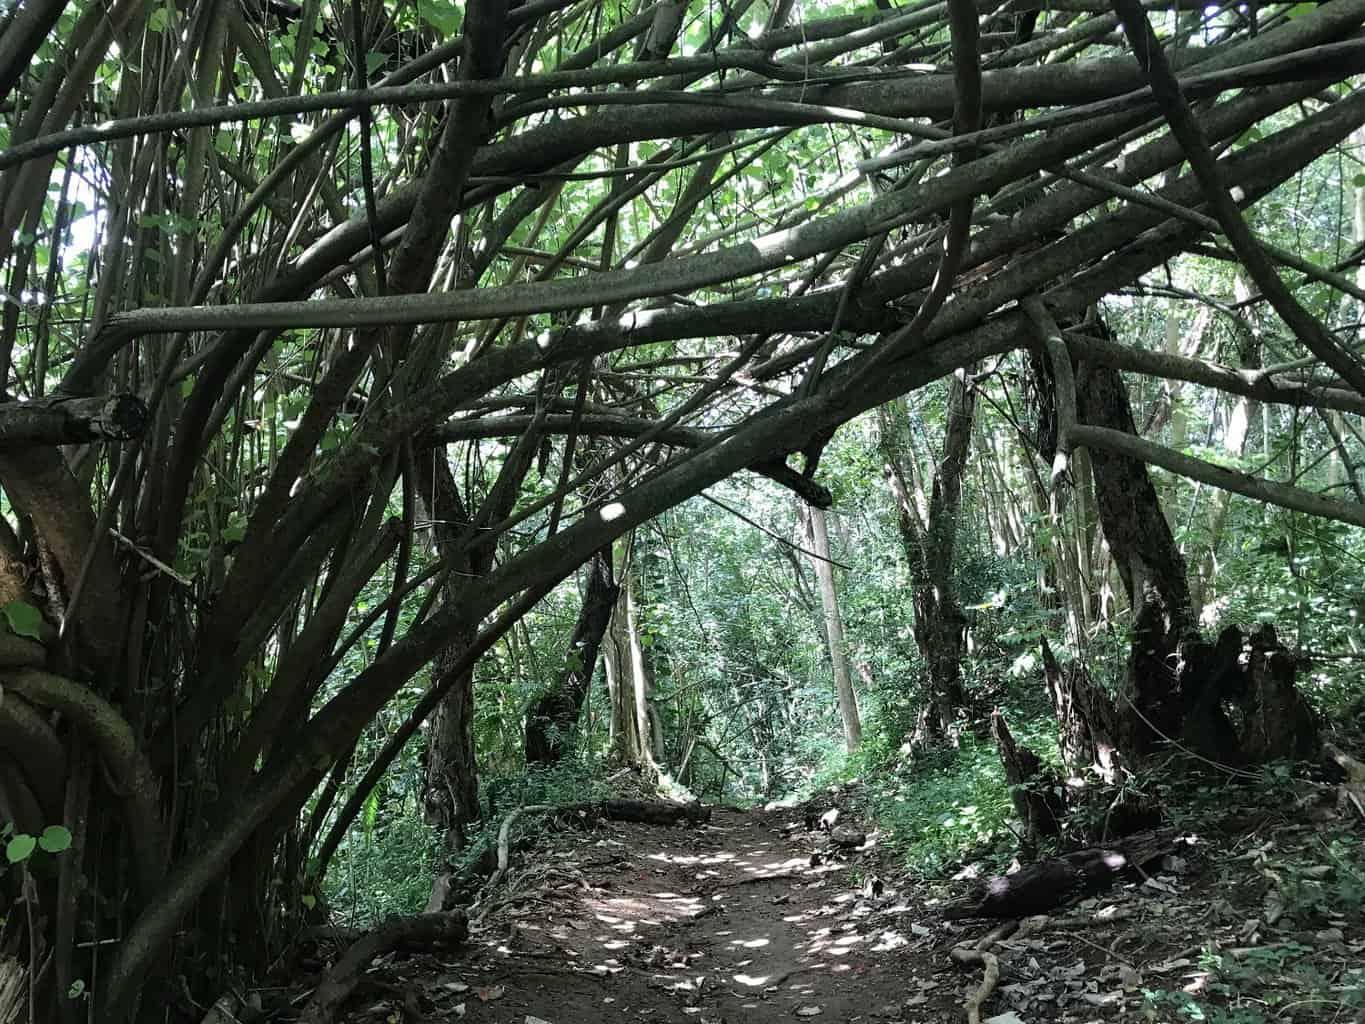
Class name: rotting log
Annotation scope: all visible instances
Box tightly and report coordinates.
[941,828,1179,919]
[829,826,867,850]
[561,798,712,826]
[297,910,468,1024]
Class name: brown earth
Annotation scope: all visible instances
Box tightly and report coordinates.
[305,805,1365,1024]
[400,806,942,1024]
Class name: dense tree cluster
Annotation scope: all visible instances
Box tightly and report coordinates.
[2,0,1364,1019]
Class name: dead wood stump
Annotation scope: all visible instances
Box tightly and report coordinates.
[991,709,1063,844]
[1240,625,1319,762]
[1041,637,1122,785]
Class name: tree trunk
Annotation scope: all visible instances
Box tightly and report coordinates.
[1040,636,1122,785]
[603,552,656,771]
[804,504,861,751]
[423,628,480,852]
[1239,624,1320,762]
[878,371,977,745]
[1073,326,1197,761]
[1059,313,1318,771]
[417,456,484,853]
[626,571,663,764]
[418,428,539,850]
[1195,313,1259,609]
[524,545,618,764]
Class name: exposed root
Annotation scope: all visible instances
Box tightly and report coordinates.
[197,994,241,1024]
[473,799,711,923]
[950,920,1018,1024]
[298,911,467,1024]
[480,803,555,911]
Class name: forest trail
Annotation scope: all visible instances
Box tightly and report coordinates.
[315,803,1365,1024]
[440,806,930,1024]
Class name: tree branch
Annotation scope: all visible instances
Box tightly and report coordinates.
[0,394,148,448]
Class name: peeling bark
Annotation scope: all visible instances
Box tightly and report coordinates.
[805,504,862,751]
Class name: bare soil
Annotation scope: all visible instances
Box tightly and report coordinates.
[396,806,936,1024]
[310,805,1365,1024]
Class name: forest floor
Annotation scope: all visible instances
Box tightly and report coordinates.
[306,798,1365,1024]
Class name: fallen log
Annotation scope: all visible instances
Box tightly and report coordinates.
[829,827,866,849]
[568,798,711,825]
[298,910,467,1024]
[941,828,1178,919]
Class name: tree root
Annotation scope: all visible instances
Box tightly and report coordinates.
[479,803,555,911]
[950,920,1019,1024]
[297,910,467,1024]
[197,994,241,1024]
[471,798,711,921]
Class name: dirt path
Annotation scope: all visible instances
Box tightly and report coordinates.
[430,807,936,1023]
[322,805,1365,1023]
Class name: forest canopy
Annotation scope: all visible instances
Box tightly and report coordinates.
[2,0,1365,1020]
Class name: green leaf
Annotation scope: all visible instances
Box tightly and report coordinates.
[301,893,317,910]
[6,833,37,863]
[147,7,169,32]
[365,52,387,77]
[39,825,72,854]
[1353,173,1365,189]
[363,790,379,835]
[67,980,86,1000]
[1,600,44,640]
[421,3,462,35]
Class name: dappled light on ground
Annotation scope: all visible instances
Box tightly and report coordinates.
[312,803,1365,1023]
[431,807,923,1022]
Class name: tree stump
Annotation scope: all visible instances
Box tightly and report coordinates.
[990,710,1062,844]
[1239,624,1318,762]
[1041,637,1121,785]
